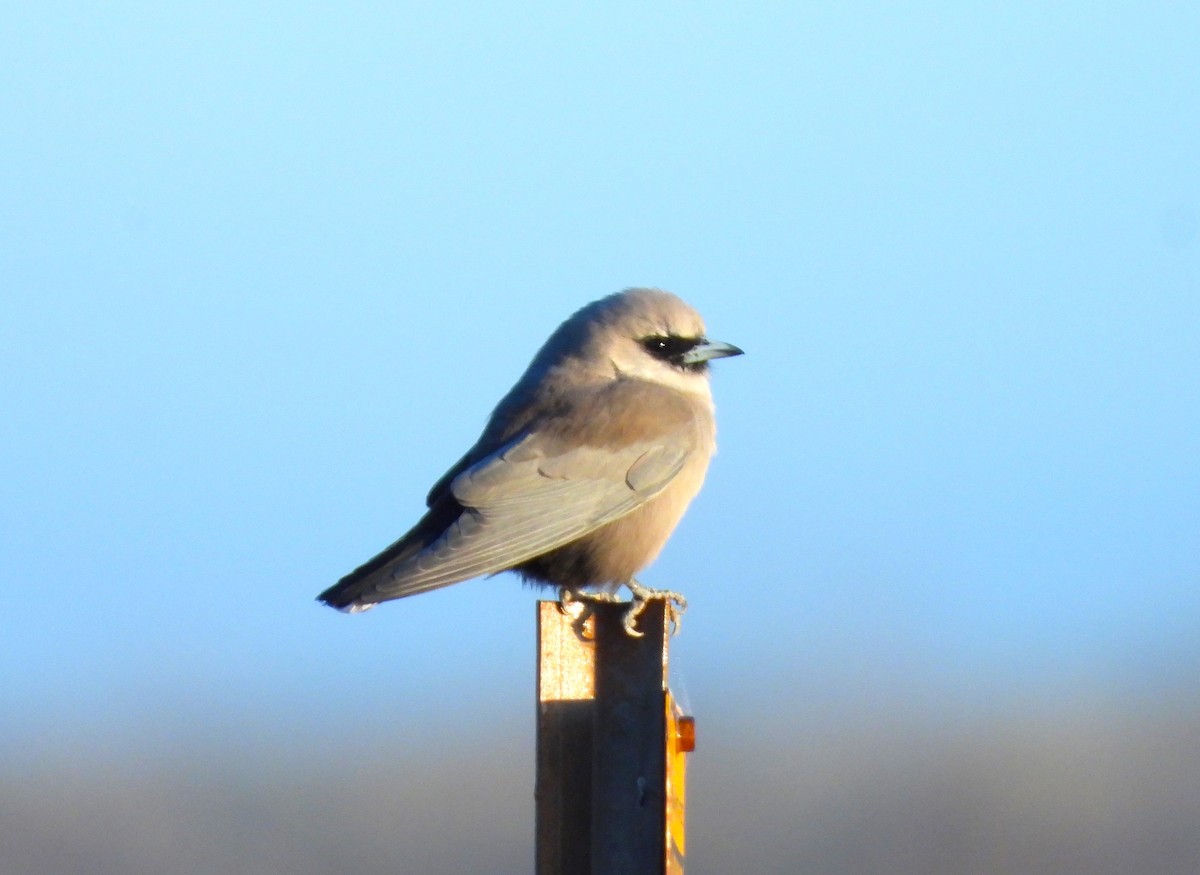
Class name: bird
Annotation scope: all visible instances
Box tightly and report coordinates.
[317,287,742,635]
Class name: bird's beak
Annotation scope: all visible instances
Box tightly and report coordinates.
[681,338,745,364]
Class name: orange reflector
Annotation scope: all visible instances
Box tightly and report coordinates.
[677,715,696,753]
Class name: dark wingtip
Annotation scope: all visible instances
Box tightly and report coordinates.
[315,581,364,613]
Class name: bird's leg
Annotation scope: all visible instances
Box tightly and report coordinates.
[622,578,688,638]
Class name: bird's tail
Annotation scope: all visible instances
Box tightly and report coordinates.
[316,541,419,612]
[317,496,463,612]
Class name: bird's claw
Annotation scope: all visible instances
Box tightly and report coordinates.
[557,586,620,621]
[557,583,687,638]
[623,579,688,638]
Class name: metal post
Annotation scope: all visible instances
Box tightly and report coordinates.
[536,599,688,875]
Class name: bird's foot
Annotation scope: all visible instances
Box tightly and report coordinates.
[623,578,688,638]
[557,587,621,622]
[557,583,687,637]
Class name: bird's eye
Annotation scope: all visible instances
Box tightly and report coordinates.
[641,335,700,361]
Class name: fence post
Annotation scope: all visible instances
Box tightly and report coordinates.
[536,599,689,875]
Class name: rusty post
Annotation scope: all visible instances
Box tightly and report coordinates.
[536,599,686,875]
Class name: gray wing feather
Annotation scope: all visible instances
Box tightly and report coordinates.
[363,431,689,601]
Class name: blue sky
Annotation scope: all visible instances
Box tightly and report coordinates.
[2,2,1198,755]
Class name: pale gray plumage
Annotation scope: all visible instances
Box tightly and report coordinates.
[317,287,742,614]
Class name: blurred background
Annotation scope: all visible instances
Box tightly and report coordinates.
[2,2,1197,873]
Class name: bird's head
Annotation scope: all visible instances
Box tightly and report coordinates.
[582,288,744,397]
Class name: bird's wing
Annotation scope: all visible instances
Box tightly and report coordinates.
[358,422,693,602]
